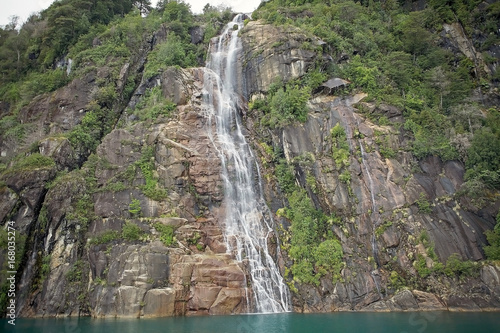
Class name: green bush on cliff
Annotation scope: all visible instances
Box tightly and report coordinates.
[331,124,350,170]
[484,213,500,260]
[68,104,115,157]
[89,230,120,245]
[443,253,480,278]
[275,159,296,195]
[154,223,175,247]
[128,199,142,217]
[9,153,55,172]
[122,221,144,241]
[144,33,198,79]
[265,84,310,128]
[136,147,168,201]
[254,0,500,196]
[279,180,343,285]
[416,193,432,214]
[133,86,177,121]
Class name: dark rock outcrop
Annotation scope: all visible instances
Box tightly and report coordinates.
[1,17,499,319]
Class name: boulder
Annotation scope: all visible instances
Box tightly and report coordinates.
[143,288,176,317]
[412,290,446,310]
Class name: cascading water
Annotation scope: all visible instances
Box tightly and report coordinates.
[338,98,383,298]
[202,14,291,314]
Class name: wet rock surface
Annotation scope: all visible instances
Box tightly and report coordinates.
[2,18,499,318]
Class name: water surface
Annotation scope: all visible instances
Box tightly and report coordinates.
[3,312,498,333]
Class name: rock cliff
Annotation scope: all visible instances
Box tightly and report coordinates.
[0,17,499,318]
[239,20,500,312]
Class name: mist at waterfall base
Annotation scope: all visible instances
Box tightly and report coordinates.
[3,312,498,333]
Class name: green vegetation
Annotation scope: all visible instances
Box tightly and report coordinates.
[331,124,350,170]
[154,223,175,247]
[68,103,115,157]
[90,220,147,245]
[144,34,197,79]
[375,134,396,159]
[132,86,177,121]
[375,220,393,238]
[252,69,327,129]
[268,84,309,127]
[414,231,479,278]
[253,0,500,197]
[89,230,120,245]
[0,0,498,304]
[0,0,233,172]
[66,260,85,284]
[128,199,142,217]
[258,80,310,128]
[275,156,343,286]
[389,270,405,291]
[55,155,100,230]
[443,253,480,278]
[330,124,352,191]
[136,147,168,201]
[484,212,500,260]
[121,221,144,241]
[416,193,432,214]
[8,153,55,172]
[40,255,51,283]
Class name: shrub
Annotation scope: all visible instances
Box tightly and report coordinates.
[154,223,175,247]
[66,260,84,283]
[443,253,480,278]
[484,213,500,260]
[144,33,197,79]
[10,153,55,172]
[416,193,432,214]
[128,199,142,217]
[267,84,309,128]
[415,254,432,278]
[331,124,350,170]
[122,221,143,241]
[68,104,114,156]
[339,170,351,184]
[133,86,177,121]
[89,230,120,245]
[136,147,168,201]
[313,239,343,276]
[275,159,296,195]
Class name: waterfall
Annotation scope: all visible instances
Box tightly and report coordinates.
[337,100,383,298]
[202,14,291,313]
[358,139,383,297]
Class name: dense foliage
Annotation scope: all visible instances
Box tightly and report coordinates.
[0,0,232,165]
[275,157,344,286]
[0,1,233,315]
[251,0,500,286]
[253,0,500,198]
[0,0,499,302]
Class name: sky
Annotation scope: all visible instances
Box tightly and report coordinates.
[0,0,262,27]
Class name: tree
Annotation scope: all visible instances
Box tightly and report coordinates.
[484,213,500,260]
[134,0,152,15]
[452,104,484,135]
[428,66,450,109]
[397,11,433,59]
[466,128,500,188]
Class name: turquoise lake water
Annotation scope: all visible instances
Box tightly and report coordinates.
[2,312,498,333]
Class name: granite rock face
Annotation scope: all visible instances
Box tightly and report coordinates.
[2,18,499,318]
[239,21,500,312]
[241,20,329,97]
[11,67,250,318]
